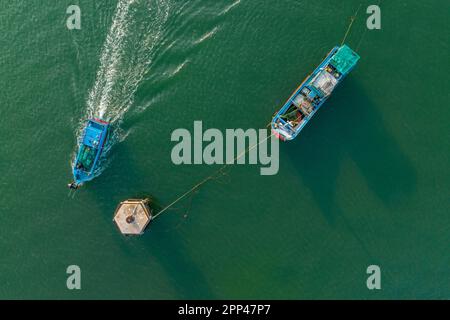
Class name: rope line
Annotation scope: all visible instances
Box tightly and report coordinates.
[341,4,362,46]
[153,3,375,221]
[356,0,382,51]
[152,132,275,220]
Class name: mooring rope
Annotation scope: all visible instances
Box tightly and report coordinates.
[356,0,382,51]
[153,4,374,221]
[341,4,362,46]
[152,132,275,220]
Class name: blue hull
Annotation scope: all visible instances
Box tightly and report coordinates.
[271,45,360,141]
[71,118,110,186]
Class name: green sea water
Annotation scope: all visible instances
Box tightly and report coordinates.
[0,0,448,299]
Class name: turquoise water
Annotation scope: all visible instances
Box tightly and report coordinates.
[0,0,448,299]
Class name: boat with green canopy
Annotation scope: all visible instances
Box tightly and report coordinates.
[271,45,360,141]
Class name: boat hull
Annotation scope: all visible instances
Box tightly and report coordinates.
[271,45,359,141]
[72,118,110,186]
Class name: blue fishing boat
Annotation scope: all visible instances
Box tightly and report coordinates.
[68,118,110,189]
[271,44,360,141]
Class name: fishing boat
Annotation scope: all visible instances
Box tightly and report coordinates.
[68,118,110,189]
[271,44,360,141]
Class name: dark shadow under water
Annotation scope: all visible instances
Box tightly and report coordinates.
[284,78,417,224]
[80,76,416,298]
[88,142,214,299]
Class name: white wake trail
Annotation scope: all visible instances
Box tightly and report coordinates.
[86,0,170,124]
[220,0,241,16]
[73,0,171,179]
[94,0,135,119]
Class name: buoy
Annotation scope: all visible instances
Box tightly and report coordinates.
[113,199,152,235]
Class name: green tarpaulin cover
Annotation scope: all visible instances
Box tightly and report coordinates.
[330,45,360,75]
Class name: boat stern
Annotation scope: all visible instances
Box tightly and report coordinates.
[72,167,90,185]
[71,118,110,186]
[271,119,295,141]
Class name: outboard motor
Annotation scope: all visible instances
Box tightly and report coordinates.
[68,182,79,190]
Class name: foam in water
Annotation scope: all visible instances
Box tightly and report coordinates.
[220,0,241,16]
[72,0,240,181]
[73,0,171,179]
[193,26,219,45]
[86,0,170,124]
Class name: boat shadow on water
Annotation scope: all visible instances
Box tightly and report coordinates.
[89,142,214,299]
[283,77,417,225]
